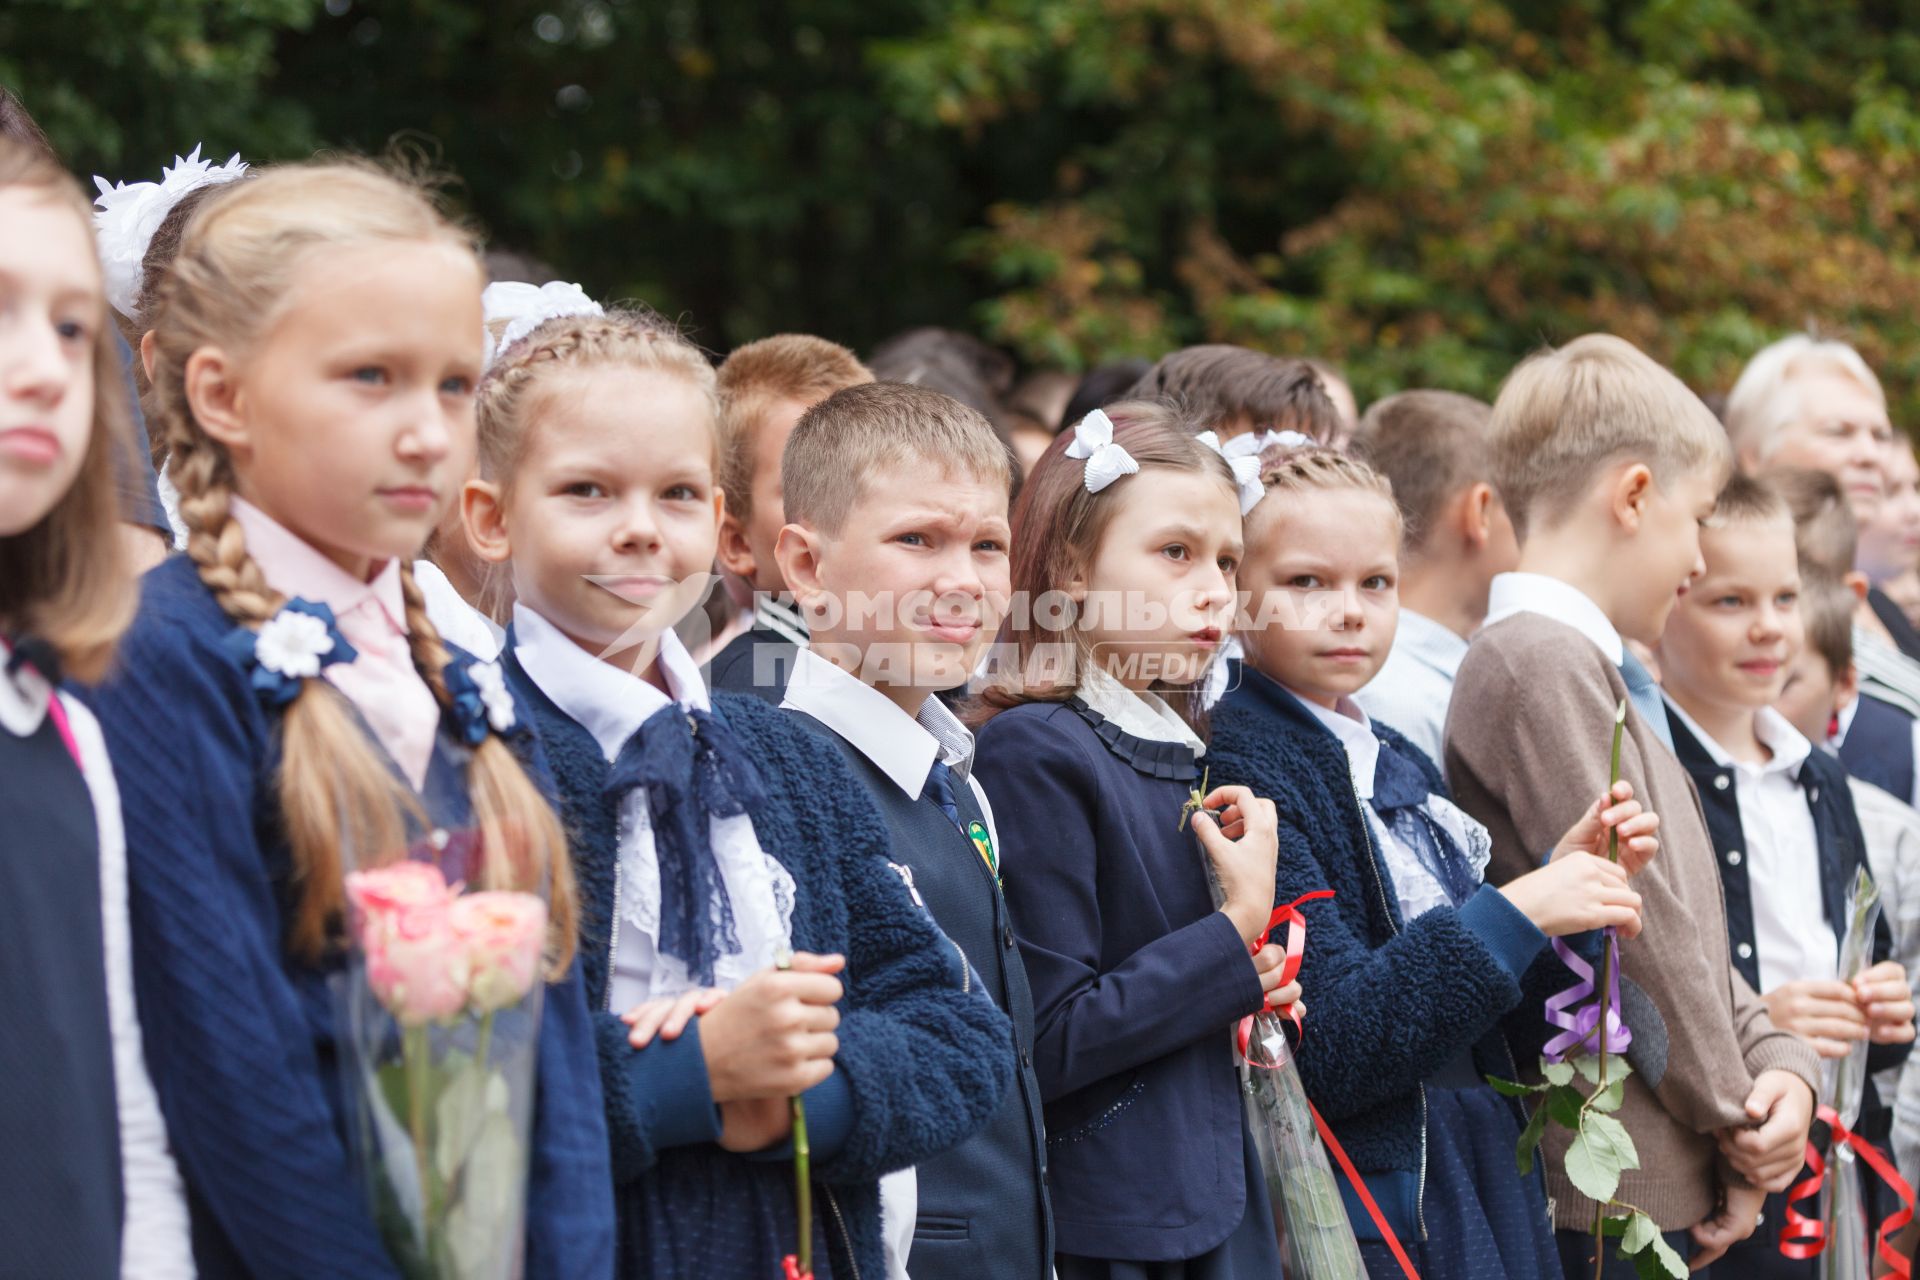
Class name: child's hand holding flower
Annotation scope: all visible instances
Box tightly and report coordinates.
[1550,780,1660,874]
[1853,959,1917,1045]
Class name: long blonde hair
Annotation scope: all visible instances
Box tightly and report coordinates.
[145,161,576,969]
[0,138,137,681]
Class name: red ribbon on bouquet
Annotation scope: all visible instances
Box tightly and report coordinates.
[1778,1103,1915,1275]
[1230,889,1425,1280]
[1233,889,1333,1059]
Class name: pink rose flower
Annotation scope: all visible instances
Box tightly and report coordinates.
[347,864,471,1026]
[451,892,548,1014]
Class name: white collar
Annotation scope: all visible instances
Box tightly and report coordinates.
[511,603,710,762]
[781,646,977,797]
[1392,609,1470,675]
[1483,572,1625,666]
[1297,691,1380,800]
[0,637,53,739]
[753,594,811,647]
[1077,663,1206,756]
[1663,697,1810,780]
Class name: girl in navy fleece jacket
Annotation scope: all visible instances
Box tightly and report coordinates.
[1208,446,1659,1279]
[463,301,1012,1279]
[87,163,615,1277]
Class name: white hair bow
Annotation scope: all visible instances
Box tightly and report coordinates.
[482,280,604,370]
[1196,431,1274,515]
[1064,409,1140,494]
[93,145,251,322]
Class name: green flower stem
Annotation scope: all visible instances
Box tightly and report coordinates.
[474,1010,494,1071]
[1593,700,1627,1280]
[404,1024,434,1242]
[793,1095,812,1277]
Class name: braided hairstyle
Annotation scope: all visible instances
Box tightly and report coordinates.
[145,161,577,969]
[1253,443,1402,541]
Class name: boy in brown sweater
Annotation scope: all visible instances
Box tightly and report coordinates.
[1446,335,1820,1275]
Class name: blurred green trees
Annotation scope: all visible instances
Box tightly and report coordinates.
[11,0,1920,414]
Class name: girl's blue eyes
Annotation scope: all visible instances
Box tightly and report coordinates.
[440,376,473,396]
[56,320,89,343]
[351,367,387,385]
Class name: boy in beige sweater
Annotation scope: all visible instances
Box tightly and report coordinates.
[1446,335,1820,1275]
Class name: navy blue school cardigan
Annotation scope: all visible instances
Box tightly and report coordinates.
[1841,692,1917,808]
[502,648,1014,1280]
[973,699,1269,1263]
[1206,664,1550,1241]
[86,556,615,1280]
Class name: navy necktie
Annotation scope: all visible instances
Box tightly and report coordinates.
[1618,649,1674,750]
[922,758,968,838]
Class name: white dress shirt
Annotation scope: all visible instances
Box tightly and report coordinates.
[1355,608,1470,767]
[1,647,196,1278]
[1297,691,1491,923]
[1482,572,1625,665]
[411,559,503,662]
[1666,699,1836,994]
[780,646,1001,849]
[1078,662,1209,755]
[511,605,795,1009]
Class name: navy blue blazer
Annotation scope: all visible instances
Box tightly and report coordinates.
[1840,693,1917,808]
[974,700,1267,1263]
[705,623,802,706]
[503,646,1014,1280]
[89,556,615,1280]
[1208,663,1549,1242]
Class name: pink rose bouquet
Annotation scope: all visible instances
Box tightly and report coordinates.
[337,854,552,1279]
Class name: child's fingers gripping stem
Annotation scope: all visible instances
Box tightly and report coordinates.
[700,953,846,1103]
[1193,785,1280,946]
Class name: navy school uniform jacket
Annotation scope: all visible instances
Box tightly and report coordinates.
[1841,692,1917,808]
[973,699,1270,1263]
[1665,708,1909,1122]
[794,710,1054,1280]
[501,649,1014,1280]
[1206,662,1550,1243]
[87,555,615,1280]
[705,623,802,707]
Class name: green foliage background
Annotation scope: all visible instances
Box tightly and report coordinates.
[10,0,1920,414]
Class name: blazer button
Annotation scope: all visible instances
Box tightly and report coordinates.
[1810,787,1820,803]
[1736,942,1753,960]
[1713,775,1730,791]
[1020,1048,1032,1069]
[1004,925,1015,949]
[1726,850,1742,866]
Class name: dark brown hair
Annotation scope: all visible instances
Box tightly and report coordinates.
[971,398,1238,730]
[1351,389,1493,555]
[1128,345,1342,442]
[0,138,136,681]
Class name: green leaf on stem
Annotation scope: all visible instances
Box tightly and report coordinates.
[1587,1075,1627,1114]
[1516,1100,1550,1176]
[1564,1111,1638,1203]
[1486,1075,1549,1098]
[1542,1060,1576,1087]
[1621,1210,1657,1253]
[1546,1083,1585,1131]
[1645,1229,1687,1278]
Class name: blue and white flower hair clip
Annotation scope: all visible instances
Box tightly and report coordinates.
[93,145,251,322]
[1064,408,1140,494]
[481,280,605,371]
[443,654,522,746]
[1195,432,1273,516]
[221,599,358,709]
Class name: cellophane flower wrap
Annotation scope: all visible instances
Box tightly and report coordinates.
[1195,835,1368,1278]
[336,830,550,1279]
[1818,865,1883,1280]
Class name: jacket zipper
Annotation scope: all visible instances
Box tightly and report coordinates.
[823,1185,860,1280]
[605,813,626,1011]
[1347,774,1428,1242]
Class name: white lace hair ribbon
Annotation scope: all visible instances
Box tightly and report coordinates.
[482,280,604,370]
[1196,431,1273,515]
[93,144,251,321]
[1064,408,1141,494]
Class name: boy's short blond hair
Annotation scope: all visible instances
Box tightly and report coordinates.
[716,334,873,517]
[1765,467,1858,578]
[1490,334,1731,541]
[1706,471,1792,531]
[784,382,1013,536]
[1351,389,1492,555]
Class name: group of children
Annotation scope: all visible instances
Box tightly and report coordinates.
[10,123,1920,1280]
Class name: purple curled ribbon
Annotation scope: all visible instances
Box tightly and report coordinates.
[1542,929,1632,1063]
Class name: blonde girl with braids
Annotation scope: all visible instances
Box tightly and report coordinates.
[87,162,615,1280]
[1204,445,1657,1280]
[462,302,1014,1280]
[0,136,193,1280]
